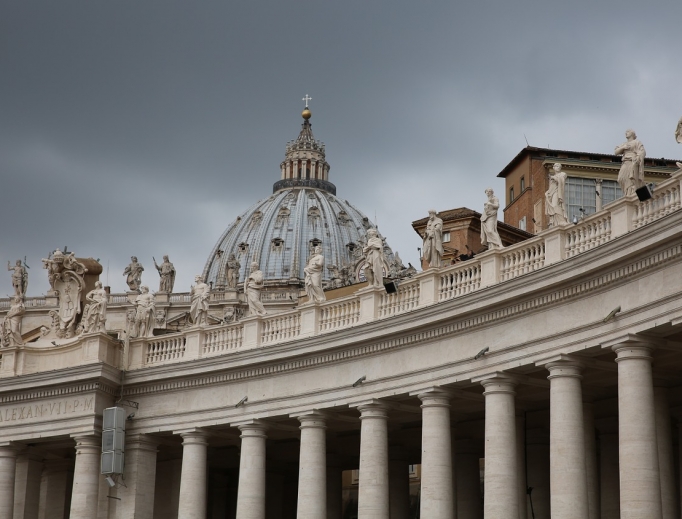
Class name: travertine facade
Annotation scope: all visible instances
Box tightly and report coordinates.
[2,117,682,519]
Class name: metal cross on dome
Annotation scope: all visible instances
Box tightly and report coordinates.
[302,94,312,108]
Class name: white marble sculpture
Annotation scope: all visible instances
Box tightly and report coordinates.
[42,249,88,338]
[123,256,144,292]
[132,286,155,338]
[545,163,568,227]
[676,116,682,145]
[226,253,241,289]
[1,297,25,347]
[189,275,210,327]
[245,262,267,316]
[614,129,646,196]
[481,188,503,250]
[154,255,176,293]
[304,246,326,303]
[79,281,108,334]
[7,260,28,298]
[422,210,444,269]
[363,228,385,288]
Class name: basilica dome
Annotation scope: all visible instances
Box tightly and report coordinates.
[202,108,398,289]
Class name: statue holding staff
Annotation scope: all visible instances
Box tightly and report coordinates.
[7,259,28,297]
[189,275,210,326]
[154,255,176,293]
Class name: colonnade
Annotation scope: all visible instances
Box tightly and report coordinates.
[0,337,679,518]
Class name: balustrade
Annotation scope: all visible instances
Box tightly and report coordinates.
[261,312,301,344]
[319,299,360,332]
[565,215,611,258]
[146,336,187,365]
[633,184,680,229]
[203,324,243,354]
[501,241,546,281]
[439,262,481,301]
[379,279,420,317]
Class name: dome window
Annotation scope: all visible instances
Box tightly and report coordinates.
[275,207,290,227]
[238,243,249,254]
[251,211,263,226]
[338,211,351,225]
[271,238,285,252]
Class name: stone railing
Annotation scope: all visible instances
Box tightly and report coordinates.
[108,293,129,304]
[9,169,682,373]
[0,296,49,309]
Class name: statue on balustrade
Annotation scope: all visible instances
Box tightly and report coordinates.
[78,281,108,334]
[422,210,444,269]
[614,129,646,196]
[304,246,326,303]
[7,260,28,298]
[131,286,155,338]
[1,297,25,347]
[245,262,267,316]
[123,256,144,292]
[676,116,682,145]
[545,163,568,227]
[42,249,88,338]
[481,188,503,250]
[189,275,210,327]
[225,254,241,289]
[154,255,176,293]
[363,228,385,288]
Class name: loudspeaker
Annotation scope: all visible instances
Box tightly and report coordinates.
[636,184,653,201]
[384,281,399,294]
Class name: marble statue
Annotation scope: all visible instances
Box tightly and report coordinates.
[123,257,144,292]
[422,210,444,269]
[545,163,568,226]
[676,116,682,145]
[154,255,176,293]
[245,262,267,316]
[132,286,155,338]
[7,260,28,298]
[481,188,503,250]
[226,254,241,289]
[79,281,108,334]
[1,297,25,347]
[42,249,88,338]
[304,246,326,303]
[189,275,210,327]
[615,129,646,196]
[363,228,385,288]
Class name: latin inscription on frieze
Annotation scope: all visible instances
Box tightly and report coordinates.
[0,396,94,423]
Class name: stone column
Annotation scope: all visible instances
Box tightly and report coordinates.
[69,435,101,519]
[417,389,454,519]
[356,401,390,519]
[115,434,158,519]
[296,412,326,519]
[0,445,18,519]
[38,459,72,519]
[455,439,483,519]
[14,450,43,519]
[583,402,600,519]
[612,340,662,519]
[177,430,209,519]
[599,432,620,519]
[235,421,268,519]
[479,375,518,518]
[388,446,411,519]
[546,359,588,518]
[654,387,678,519]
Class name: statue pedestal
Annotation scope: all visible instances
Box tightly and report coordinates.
[155,292,169,303]
[126,291,139,303]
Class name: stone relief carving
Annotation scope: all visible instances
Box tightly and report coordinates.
[131,286,155,338]
[154,255,176,293]
[42,250,88,338]
[245,262,267,316]
[123,256,144,292]
[545,163,568,227]
[422,210,444,269]
[154,308,167,329]
[222,306,243,323]
[78,281,107,335]
[7,260,28,298]
[481,188,503,250]
[189,275,210,327]
[225,253,241,289]
[363,228,385,288]
[304,246,326,303]
[275,207,290,227]
[615,129,646,196]
[1,297,25,347]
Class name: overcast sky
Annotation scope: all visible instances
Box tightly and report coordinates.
[1,0,681,297]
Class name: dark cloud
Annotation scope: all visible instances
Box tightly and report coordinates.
[1,0,681,296]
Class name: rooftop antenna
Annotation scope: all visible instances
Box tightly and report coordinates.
[524,134,529,146]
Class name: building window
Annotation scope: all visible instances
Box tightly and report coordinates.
[519,216,527,231]
[509,187,515,203]
[520,177,525,191]
[442,231,451,243]
[600,179,623,206]
[566,177,597,222]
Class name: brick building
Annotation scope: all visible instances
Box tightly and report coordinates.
[497,146,680,234]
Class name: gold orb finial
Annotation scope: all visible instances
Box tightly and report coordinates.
[302,107,312,120]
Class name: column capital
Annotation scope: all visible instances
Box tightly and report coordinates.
[233,419,269,438]
[543,356,583,379]
[350,399,390,419]
[71,434,101,454]
[601,333,662,352]
[293,411,327,430]
[613,343,655,362]
[0,445,18,458]
[474,372,517,395]
[176,429,210,446]
[414,387,451,408]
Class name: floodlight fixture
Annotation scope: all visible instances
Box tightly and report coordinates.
[603,306,621,323]
[235,396,248,408]
[474,346,489,360]
[352,376,366,388]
